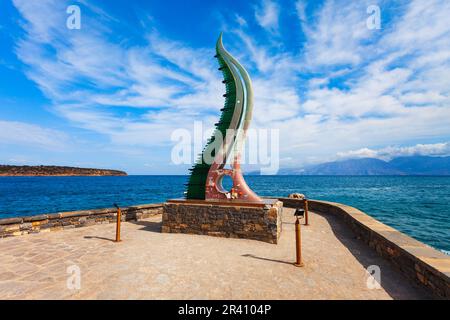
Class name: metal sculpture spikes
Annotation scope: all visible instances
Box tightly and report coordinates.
[185,33,262,203]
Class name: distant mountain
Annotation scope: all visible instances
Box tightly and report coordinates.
[302,158,404,175]
[389,156,450,175]
[0,165,127,176]
[275,156,450,175]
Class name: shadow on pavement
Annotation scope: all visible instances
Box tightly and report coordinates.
[130,220,162,233]
[84,235,115,242]
[241,253,293,266]
[314,210,432,300]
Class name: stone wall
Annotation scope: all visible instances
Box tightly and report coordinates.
[162,201,283,244]
[0,204,163,238]
[278,197,450,300]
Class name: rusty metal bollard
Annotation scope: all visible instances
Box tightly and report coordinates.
[113,203,122,242]
[304,199,309,226]
[294,208,304,267]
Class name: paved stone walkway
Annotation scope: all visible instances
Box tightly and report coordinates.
[0,209,431,299]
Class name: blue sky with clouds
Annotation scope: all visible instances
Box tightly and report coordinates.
[0,0,449,174]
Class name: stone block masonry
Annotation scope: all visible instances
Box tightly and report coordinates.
[162,200,283,244]
[0,204,163,238]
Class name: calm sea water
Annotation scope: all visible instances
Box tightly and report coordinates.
[0,176,448,252]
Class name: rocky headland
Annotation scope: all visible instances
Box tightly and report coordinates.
[0,165,127,176]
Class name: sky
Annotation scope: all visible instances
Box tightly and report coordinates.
[0,0,449,174]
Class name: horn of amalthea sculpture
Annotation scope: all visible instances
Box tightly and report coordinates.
[185,33,262,203]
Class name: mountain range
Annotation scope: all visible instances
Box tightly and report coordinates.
[276,156,450,175]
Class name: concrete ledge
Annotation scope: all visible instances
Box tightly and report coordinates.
[277,197,450,299]
[0,217,23,225]
[0,204,164,238]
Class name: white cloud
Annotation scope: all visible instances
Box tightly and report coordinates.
[295,0,307,24]
[11,0,224,149]
[337,142,450,161]
[235,14,247,27]
[301,0,374,67]
[382,0,450,51]
[336,148,379,159]
[271,0,450,168]
[0,120,68,150]
[255,0,280,34]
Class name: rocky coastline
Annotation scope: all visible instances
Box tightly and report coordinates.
[0,165,127,176]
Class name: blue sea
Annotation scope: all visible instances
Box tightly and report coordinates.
[0,176,448,253]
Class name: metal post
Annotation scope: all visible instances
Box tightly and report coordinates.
[294,216,304,267]
[114,204,122,242]
[304,199,309,226]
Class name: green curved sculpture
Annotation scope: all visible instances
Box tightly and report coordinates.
[185,33,261,203]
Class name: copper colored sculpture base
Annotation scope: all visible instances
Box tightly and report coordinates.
[204,159,262,203]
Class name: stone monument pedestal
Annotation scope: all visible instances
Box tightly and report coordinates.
[162,199,283,244]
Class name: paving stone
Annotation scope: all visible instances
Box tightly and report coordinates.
[0,209,433,299]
